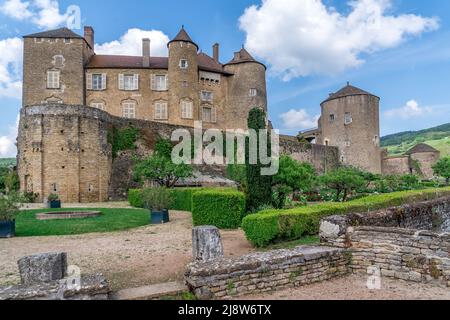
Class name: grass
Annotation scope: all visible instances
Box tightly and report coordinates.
[15,208,150,237]
[260,236,320,251]
[386,137,450,157]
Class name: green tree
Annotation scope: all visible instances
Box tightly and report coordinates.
[133,138,193,188]
[245,108,273,212]
[433,157,450,186]
[320,167,366,202]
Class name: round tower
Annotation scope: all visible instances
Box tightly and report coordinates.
[317,83,382,173]
[224,48,267,130]
[168,27,199,126]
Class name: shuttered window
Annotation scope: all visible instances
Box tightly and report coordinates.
[47,70,60,89]
[87,73,107,90]
[154,102,168,120]
[181,100,193,119]
[151,74,168,91]
[119,74,139,90]
[202,106,216,123]
[122,102,136,119]
[91,102,106,111]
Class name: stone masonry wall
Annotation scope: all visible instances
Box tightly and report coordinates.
[320,197,450,287]
[185,246,349,300]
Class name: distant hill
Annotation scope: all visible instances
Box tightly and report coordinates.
[0,158,16,168]
[381,123,450,157]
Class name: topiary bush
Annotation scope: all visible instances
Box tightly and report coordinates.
[128,189,144,208]
[242,187,450,247]
[192,190,246,229]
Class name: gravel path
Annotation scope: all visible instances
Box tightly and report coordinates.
[0,211,254,291]
[239,275,450,300]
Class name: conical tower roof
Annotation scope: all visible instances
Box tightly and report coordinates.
[322,83,379,104]
[225,47,266,69]
[168,26,198,49]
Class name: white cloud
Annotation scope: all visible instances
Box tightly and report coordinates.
[0,0,33,20]
[0,114,19,158]
[0,37,23,99]
[239,0,439,80]
[384,100,433,119]
[95,28,170,57]
[280,108,319,130]
[1,0,73,29]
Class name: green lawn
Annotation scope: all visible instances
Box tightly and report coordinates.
[15,208,150,237]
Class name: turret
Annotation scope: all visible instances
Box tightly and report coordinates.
[224,47,267,129]
[167,27,199,125]
[317,83,382,173]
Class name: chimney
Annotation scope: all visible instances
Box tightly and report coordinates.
[143,38,150,67]
[84,26,94,49]
[213,43,219,62]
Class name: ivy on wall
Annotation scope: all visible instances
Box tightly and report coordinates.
[107,126,140,158]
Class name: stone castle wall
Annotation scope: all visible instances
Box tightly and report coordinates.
[18,104,339,203]
[382,155,411,176]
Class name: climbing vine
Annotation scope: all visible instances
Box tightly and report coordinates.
[108,126,140,158]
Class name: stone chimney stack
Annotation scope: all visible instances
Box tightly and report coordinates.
[84,26,94,50]
[213,43,219,62]
[143,38,150,67]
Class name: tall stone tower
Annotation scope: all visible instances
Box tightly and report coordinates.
[224,48,267,129]
[317,83,382,173]
[168,27,199,126]
[22,27,94,106]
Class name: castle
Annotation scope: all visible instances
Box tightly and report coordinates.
[17,26,439,203]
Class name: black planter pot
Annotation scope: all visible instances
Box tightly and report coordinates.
[150,209,170,224]
[0,220,15,238]
[49,200,61,209]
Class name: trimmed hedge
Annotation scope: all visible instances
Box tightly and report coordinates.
[192,190,246,229]
[128,187,237,211]
[242,187,450,247]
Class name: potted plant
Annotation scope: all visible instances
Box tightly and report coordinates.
[0,193,22,238]
[141,187,173,224]
[48,193,61,209]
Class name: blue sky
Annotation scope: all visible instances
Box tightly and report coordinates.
[0,0,449,157]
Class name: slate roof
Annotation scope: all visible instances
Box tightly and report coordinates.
[322,83,379,104]
[23,27,83,39]
[168,27,198,48]
[405,143,440,155]
[225,48,266,69]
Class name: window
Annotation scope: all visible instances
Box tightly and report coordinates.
[199,71,221,84]
[151,74,168,91]
[122,102,136,119]
[181,81,188,88]
[344,112,353,125]
[119,74,139,91]
[87,73,106,90]
[64,38,71,44]
[47,70,60,89]
[249,88,257,97]
[154,101,168,120]
[91,102,105,111]
[202,106,216,123]
[345,140,351,147]
[181,100,193,119]
[179,59,188,69]
[54,55,64,67]
[200,91,213,102]
[329,114,335,122]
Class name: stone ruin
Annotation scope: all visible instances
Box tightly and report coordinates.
[0,252,110,300]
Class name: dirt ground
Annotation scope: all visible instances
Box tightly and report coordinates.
[239,275,450,300]
[0,211,254,291]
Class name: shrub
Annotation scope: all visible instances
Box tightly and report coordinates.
[47,193,59,201]
[128,189,144,208]
[108,126,140,158]
[242,187,450,247]
[319,166,366,201]
[141,187,172,211]
[192,190,246,229]
[0,192,24,221]
[433,157,450,186]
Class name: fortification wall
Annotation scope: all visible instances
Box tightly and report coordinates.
[382,156,410,176]
[18,105,339,203]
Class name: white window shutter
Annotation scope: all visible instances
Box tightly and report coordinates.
[151,74,155,90]
[165,75,169,90]
[164,103,168,119]
[118,74,124,90]
[102,74,107,90]
[212,107,217,123]
[134,74,139,90]
[86,73,93,90]
[47,72,51,87]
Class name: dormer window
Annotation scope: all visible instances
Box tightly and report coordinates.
[179,59,188,69]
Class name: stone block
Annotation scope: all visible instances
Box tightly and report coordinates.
[192,226,224,262]
[18,252,67,286]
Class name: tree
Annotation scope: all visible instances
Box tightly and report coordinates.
[320,167,366,202]
[433,157,450,186]
[245,108,273,212]
[133,138,193,188]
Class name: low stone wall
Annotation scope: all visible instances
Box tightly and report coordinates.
[185,246,349,300]
[349,227,450,287]
[319,197,450,288]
